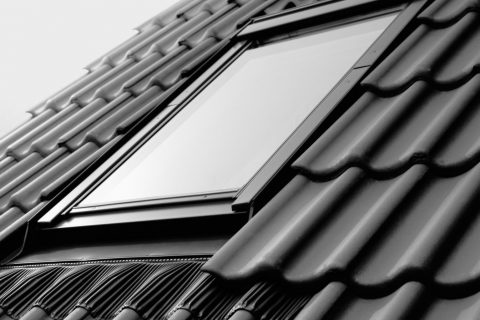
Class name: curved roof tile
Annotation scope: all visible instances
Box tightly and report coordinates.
[204,164,480,291]
[418,0,480,25]
[0,260,311,320]
[363,11,480,93]
[293,75,480,178]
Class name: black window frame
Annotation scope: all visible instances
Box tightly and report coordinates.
[36,0,428,230]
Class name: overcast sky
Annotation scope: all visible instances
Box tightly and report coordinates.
[0,0,178,138]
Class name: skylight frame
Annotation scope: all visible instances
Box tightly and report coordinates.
[35,0,428,230]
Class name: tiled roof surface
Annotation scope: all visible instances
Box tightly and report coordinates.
[2,0,480,319]
[206,164,480,286]
[4,260,480,320]
[294,76,480,176]
[0,0,321,235]
[0,259,312,320]
[202,0,480,317]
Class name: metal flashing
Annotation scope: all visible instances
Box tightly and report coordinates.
[238,0,406,38]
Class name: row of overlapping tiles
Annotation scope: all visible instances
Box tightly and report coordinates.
[3,0,480,319]
[206,164,480,287]
[0,0,315,232]
[0,260,311,320]
[3,260,480,320]
[294,10,480,178]
[203,0,480,302]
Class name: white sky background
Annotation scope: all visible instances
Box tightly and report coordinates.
[0,0,178,138]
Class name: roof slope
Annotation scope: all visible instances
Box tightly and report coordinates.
[3,0,480,319]
[4,258,480,320]
[0,0,320,235]
[0,259,312,320]
[203,0,480,317]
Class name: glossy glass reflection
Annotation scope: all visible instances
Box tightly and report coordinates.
[81,13,396,206]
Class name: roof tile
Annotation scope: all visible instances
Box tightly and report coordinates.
[0,157,16,174]
[28,65,112,116]
[30,99,107,156]
[363,11,480,93]
[116,91,175,134]
[178,3,238,48]
[293,75,480,177]
[123,48,186,94]
[0,154,42,188]
[0,266,66,317]
[148,38,218,89]
[39,140,112,200]
[204,164,480,290]
[0,260,311,320]
[0,209,23,234]
[124,21,184,62]
[418,0,480,25]
[84,87,162,147]
[5,106,77,161]
[58,94,132,151]
[0,149,67,213]
[10,143,98,212]
[70,59,136,106]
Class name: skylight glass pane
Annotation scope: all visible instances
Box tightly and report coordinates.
[80,13,396,206]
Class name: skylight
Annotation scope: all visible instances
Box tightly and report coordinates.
[79,12,396,207]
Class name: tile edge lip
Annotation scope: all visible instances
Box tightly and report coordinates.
[418,6,480,27]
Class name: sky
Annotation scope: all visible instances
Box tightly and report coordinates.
[0,0,178,138]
